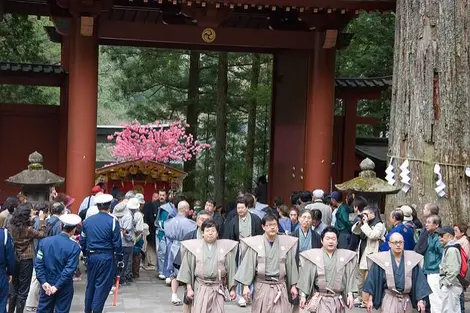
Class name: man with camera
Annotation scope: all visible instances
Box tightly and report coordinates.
[351,206,386,307]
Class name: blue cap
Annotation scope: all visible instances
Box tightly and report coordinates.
[331,191,342,201]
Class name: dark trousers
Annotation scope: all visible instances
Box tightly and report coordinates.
[9,259,33,313]
[338,232,351,249]
[132,253,141,278]
[122,247,133,283]
[84,254,115,313]
[460,292,465,313]
[36,282,74,313]
[1,273,8,313]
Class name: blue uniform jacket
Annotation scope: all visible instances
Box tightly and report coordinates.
[35,233,81,289]
[79,212,123,258]
[379,222,416,251]
[0,228,15,276]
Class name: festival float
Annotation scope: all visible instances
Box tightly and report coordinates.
[95,120,209,200]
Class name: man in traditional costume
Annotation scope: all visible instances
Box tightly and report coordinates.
[363,232,430,313]
[234,214,299,313]
[298,226,356,313]
[223,194,263,307]
[177,220,238,313]
[163,201,197,305]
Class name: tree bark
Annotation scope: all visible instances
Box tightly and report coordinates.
[183,51,200,193]
[386,0,470,224]
[214,52,228,206]
[244,54,261,192]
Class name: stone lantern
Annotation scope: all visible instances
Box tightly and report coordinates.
[335,158,400,209]
[6,151,65,202]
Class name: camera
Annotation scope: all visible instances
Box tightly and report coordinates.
[360,212,369,220]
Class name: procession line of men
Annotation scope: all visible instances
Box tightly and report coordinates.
[1,191,466,313]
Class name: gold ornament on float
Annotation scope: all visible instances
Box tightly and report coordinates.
[202,28,216,43]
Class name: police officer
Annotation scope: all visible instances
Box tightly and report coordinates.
[80,194,123,313]
[35,214,82,313]
[0,226,15,313]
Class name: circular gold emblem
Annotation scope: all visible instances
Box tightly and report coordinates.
[202,28,216,43]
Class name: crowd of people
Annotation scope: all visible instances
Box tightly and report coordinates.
[0,183,469,313]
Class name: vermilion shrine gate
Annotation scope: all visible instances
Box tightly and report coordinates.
[0,0,395,207]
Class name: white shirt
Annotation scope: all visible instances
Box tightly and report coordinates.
[85,205,99,220]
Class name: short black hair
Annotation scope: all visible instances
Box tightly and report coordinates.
[261,214,278,226]
[391,209,404,222]
[352,196,368,213]
[201,219,219,233]
[206,200,216,206]
[63,225,76,233]
[51,202,65,215]
[291,191,301,205]
[273,197,284,207]
[311,209,322,221]
[300,191,312,203]
[34,202,50,215]
[3,197,20,214]
[236,195,252,207]
[321,226,339,240]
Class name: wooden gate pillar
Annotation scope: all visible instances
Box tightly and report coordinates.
[303,32,336,192]
[66,17,99,211]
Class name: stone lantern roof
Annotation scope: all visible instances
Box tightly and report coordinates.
[6,151,65,186]
[335,158,400,195]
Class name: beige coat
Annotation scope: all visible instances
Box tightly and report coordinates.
[352,221,386,270]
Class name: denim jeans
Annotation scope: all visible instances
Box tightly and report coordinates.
[155,235,167,276]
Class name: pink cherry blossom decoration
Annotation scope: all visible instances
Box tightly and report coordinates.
[108,120,210,163]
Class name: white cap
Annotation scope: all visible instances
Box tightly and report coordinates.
[135,193,145,204]
[94,194,113,204]
[59,213,82,227]
[400,205,413,222]
[312,189,325,199]
[113,202,128,217]
[127,198,140,210]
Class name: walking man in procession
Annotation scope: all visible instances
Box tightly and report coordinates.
[298,226,357,313]
[363,232,431,313]
[234,214,299,313]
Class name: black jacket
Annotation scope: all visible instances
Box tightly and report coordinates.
[291,228,322,265]
[223,212,263,241]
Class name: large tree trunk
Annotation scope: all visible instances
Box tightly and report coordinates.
[386,0,470,224]
[214,52,228,206]
[244,54,261,192]
[183,51,200,193]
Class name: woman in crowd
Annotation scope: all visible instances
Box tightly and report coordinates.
[8,203,47,313]
[177,220,238,313]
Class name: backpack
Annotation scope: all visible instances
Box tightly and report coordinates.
[45,218,61,237]
[446,244,469,289]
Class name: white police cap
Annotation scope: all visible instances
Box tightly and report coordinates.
[94,194,113,204]
[59,213,82,227]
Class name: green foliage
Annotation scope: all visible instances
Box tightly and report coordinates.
[0,14,60,105]
[101,46,272,202]
[336,12,395,137]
